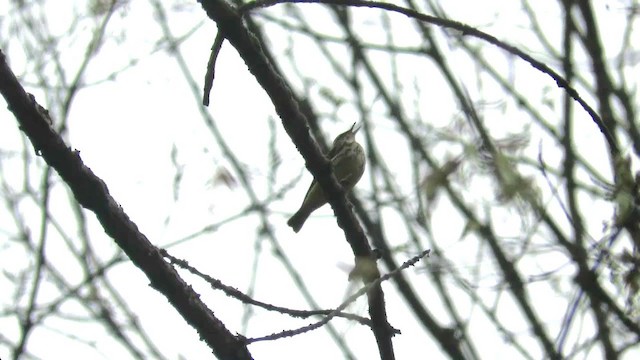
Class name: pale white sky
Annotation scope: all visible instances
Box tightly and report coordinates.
[0,0,637,359]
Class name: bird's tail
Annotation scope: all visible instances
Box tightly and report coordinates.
[287,208,311,233]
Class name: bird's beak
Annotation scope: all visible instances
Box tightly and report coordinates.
[351,122,362,134]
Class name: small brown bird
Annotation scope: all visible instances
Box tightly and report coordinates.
[287,123,366,232]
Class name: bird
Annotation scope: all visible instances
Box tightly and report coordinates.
[287,123,366,232]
